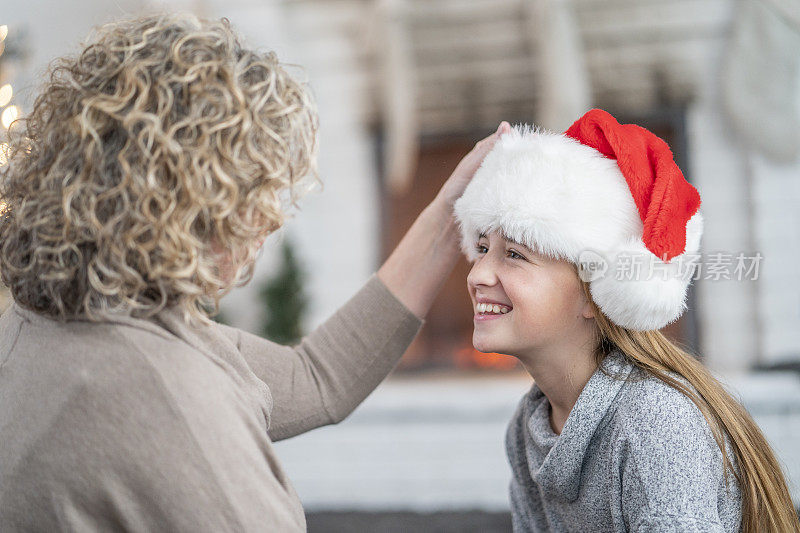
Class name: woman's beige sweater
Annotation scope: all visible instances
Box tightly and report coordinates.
[0,274,423,532]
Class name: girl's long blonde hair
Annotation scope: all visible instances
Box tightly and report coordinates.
[577,276,800,532]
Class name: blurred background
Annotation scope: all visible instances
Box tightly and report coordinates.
[2,0,799,530]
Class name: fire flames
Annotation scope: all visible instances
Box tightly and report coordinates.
[454,345,518,370]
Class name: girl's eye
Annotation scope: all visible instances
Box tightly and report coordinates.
[474,244,525,260]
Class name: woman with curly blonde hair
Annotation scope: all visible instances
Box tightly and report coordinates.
[0,12,511,531]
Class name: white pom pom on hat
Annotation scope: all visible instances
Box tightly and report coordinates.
[453,109,703,331]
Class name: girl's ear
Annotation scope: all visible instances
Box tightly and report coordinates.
[578,286,595,319]
[573,265,596,319]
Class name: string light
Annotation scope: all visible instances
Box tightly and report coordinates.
[0,25,17,131]
[0,84,11,107]
[0,26,8,248]
[1,105,17,129]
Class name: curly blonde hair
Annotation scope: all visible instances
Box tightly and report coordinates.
[0,12,319,328]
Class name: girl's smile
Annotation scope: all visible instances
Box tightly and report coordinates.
[474,299,512,321]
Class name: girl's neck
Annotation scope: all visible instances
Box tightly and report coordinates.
[519,342,598,435]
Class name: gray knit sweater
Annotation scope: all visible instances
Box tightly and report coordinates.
[506,349,743,532]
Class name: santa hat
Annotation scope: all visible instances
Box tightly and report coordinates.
[453,109,703,331]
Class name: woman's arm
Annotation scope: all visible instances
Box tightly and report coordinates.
[221,273,422,441]
[222,122,511,441]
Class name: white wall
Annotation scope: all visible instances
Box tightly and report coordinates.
[751,154,800,364]
[5,0,144,111]
[687,0,800,373]
[688,97,760,374]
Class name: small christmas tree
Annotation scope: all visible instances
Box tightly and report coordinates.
[259,239,307,345]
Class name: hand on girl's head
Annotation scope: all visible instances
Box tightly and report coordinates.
[435,121,512,208]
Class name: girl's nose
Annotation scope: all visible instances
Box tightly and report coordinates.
[467,254,499,289]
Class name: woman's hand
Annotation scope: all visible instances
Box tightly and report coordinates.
[378,121,512,319]
[434,121,512,210]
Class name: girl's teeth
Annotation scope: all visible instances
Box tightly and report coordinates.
[477,303,511,314]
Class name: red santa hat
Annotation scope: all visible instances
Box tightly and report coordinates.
[453,108,703,331]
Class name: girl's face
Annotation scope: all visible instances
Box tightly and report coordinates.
[466,230,595,358]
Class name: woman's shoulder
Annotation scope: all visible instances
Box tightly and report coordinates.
[3,301,233,404]
[3,304,264,445]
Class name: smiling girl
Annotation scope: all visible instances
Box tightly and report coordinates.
[453,109,799,532]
